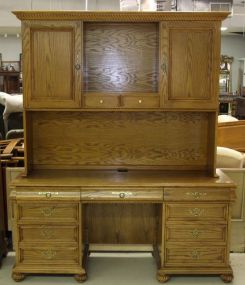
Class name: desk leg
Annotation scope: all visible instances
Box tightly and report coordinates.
[74,244,89,282]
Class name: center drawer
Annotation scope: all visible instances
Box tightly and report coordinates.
[81,188,163,201]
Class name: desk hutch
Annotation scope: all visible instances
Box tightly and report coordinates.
[11,11,235,283]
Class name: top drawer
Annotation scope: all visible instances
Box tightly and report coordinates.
[164,187,232,202]
[81,188,163,201]
[13,188,80,201]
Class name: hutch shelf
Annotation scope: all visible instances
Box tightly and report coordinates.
[11,11,235,283]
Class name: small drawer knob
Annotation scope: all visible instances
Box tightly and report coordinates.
[138,99,142,104]
[46,192,52,198]
[119,192,125,198]
[99,99,104,104]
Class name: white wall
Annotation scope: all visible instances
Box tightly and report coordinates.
[0,36,21,61]
[221,35,245,92]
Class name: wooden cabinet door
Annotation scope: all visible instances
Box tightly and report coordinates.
[160,22,220,109]
[23,21,81,108]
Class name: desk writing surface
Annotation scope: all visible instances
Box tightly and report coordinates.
[11,169,234,188]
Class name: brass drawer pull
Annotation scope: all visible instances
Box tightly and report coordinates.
[99,99,104,104]
[189,208,204,217]
[41,249,57,260]
[191,250,200,260]
[75,63,81,70]
[191,229,201,238]
[186,192,207,199]
[38,192,59,198]
[41,207,55,217]
[138,99,142,104]
[40,228,54,239]
[119,192,125,198]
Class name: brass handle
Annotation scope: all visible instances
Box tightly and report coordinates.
[191,229,201,238]
[189,208,204,217]
[38,192,59,198]
[41,227,53,239]
[138,99,142,104]
[99,99,104,104]
[75,63,81,70]
[161,61,168,74]
[119,193,125,198]
[186,192,207,200]
[41,249,57,260]
[191,250,200,260]
[41,207,55,217]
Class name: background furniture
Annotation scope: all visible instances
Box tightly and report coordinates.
[0,164,7,268]
[217,120,245,153]
[217,118,245,253]
[235,97,245,119]
[11,11,235,283]
[0,72,21,94]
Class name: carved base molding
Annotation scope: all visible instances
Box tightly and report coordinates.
[12,272,26,282]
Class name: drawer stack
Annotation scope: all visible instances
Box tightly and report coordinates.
[11,189,85,281]
[158,187,234,282]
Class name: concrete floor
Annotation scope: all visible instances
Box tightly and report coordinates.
[1,253,245,285]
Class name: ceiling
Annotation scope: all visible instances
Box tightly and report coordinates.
[0,0,244,36]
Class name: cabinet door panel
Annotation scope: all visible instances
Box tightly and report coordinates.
[161,22,220,109]
[23,21,81,108]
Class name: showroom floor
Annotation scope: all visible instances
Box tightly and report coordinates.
[1,253,245,285]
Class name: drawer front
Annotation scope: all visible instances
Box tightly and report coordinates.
[84,96,119,108]
[19,225,78,243]
[165,247,226,267]
[18,203,79,222]
[164,187,231,201]
[15,189,80,201]
[122,96,159,108]
[19,247,79,265]
[81,188,163,201]
[166,203,228,221]
[166,224,227,243]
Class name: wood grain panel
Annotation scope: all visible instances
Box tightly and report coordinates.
[25,21,81,108]
[32,29,73,99]
[170,28,212,100]
[83,23,158,93]
[84,204,160,244]
[31,112,210,169]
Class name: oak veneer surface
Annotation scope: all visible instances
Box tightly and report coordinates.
[11,169,234,188]
[30,111,210,169]
[83,23,158,93]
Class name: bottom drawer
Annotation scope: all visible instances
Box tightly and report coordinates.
[20,247,79,265]
[165,247,226,267]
